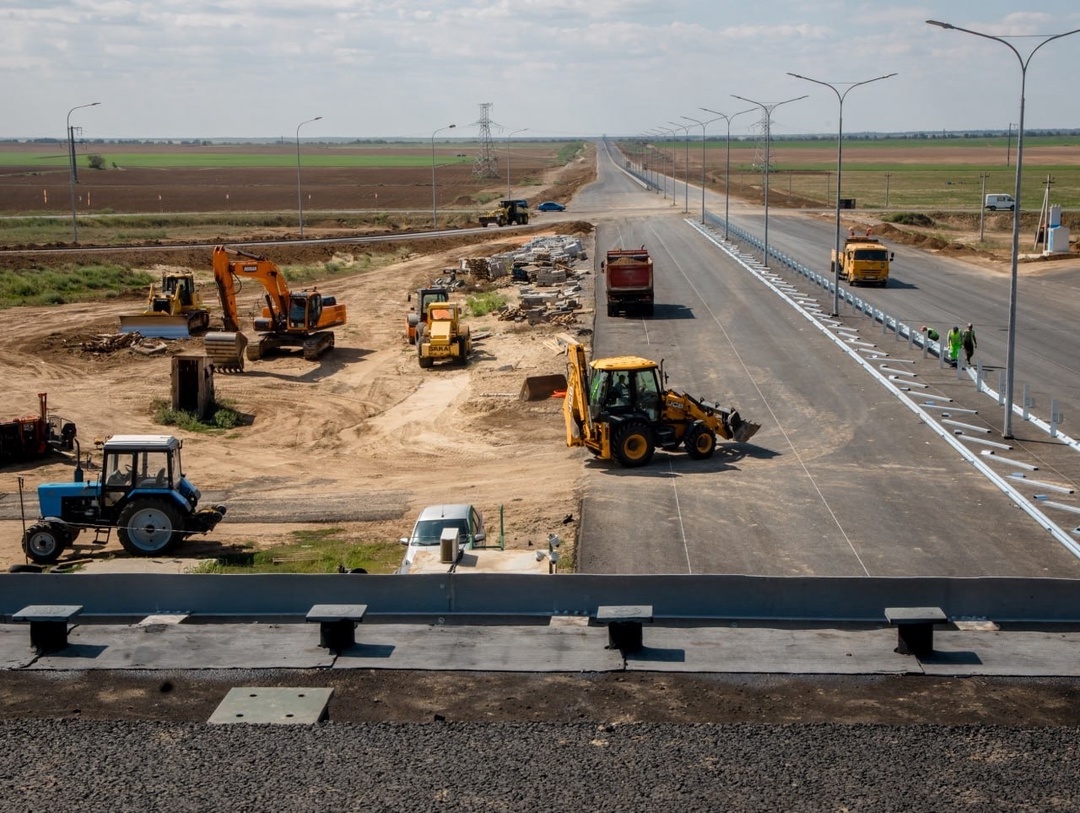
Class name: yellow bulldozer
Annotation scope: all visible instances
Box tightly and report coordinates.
[562,342,760,467]
[119,271,211,338]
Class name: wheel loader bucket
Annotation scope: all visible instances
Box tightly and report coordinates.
[520,374,568,401]
[118,314,193,339]
[204,331,248,372]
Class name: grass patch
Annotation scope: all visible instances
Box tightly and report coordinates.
[153,398,244,432]
[190,528,403,574]
[885,212,936,227]
[0,263,152,308]
[467,291,507,316]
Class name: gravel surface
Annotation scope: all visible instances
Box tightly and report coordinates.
[2,718,1078,812]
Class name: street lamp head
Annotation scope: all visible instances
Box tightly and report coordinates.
[449,123,456,129]
[926,20,953,29]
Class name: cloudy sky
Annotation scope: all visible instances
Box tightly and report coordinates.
[3,1,1079,141]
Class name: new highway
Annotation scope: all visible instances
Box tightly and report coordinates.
[571,142,1080,577]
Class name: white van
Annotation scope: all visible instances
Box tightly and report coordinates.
[985,194,1016,211]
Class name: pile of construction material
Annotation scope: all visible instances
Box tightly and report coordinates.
[498,283,584,326]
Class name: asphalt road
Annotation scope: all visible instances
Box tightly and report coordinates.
[573,143,1080,578]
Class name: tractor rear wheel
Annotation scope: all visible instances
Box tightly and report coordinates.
[117,499,184,556]
[613,420,655,468]
[684,424,717,459]
[23,522,66,565]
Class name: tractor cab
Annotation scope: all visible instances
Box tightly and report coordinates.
[588,357,663,421]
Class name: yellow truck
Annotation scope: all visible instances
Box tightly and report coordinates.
[831,232,894,287]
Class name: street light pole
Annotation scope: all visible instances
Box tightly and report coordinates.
[681,115,720,224]
[668,121,692,213]
[506,128,528,200]
[295,116,322,238]
[701,107,756,241]
[430,123,456,228]
[656,126,678,205]
[787,72,896,316]
[927,19,1080,438]
[67,101,100,244]
[730,94,807,267]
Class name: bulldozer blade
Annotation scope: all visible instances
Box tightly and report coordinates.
[520,373,568,401]
[204,331,248,372]
[118,314,193,339]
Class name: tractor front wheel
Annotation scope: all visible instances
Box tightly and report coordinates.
[117,499,184,556]
[23,522,66,565]
[613,421,655,468]
[684,424,717,460]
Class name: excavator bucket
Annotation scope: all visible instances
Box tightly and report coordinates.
[204,331,248,372]
[118,314,194,339]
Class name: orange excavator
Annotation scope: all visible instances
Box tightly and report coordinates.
[204,245,347,372]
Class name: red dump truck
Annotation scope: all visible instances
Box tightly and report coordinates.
[604,247,654,317]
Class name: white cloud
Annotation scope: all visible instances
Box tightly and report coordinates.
[2,0,1079,138]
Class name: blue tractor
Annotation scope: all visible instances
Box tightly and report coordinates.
[22,434,226,565]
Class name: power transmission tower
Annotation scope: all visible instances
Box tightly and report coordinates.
[752,112,770,172]
[473,102,500,179]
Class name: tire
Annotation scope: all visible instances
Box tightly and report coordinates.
[684,424,717,460]
[117,499,184,556]
[455,336,468,365]
[607,303,617,317]
[418,341,434,369]
[612,420,655,468]
[23,522,66,565]
[643,303,654,318]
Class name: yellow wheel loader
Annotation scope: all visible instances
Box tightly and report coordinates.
[562,342,760,468]
[119,271,211,338]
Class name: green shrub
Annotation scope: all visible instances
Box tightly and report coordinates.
[467,291,506,316]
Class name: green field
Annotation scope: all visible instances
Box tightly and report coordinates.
[630,135,1080,210]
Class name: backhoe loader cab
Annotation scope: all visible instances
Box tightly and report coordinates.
[563,342,760,468]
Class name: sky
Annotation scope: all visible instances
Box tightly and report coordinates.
[3,1,1080,142]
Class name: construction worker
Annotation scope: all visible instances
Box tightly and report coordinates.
[946,326,962,366]
[961,323,978,365]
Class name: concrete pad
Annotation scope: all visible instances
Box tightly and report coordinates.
[24,624,335,671]
[624,627,914,675]
[333,623,623,672]
[0,624,38,668]
[918,630,1080,677]
[209,687,333,725]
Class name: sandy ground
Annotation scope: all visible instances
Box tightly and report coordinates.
[0,229,594,571]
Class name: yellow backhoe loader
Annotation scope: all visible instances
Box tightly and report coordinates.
[562,342,760,467]
[203,246,347,372]
[119,271,211,338]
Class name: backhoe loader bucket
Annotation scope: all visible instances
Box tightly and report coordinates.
[520,374,568,401]
[204,331,248,372]
[118,314,194,339]
[725,411,761,445]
